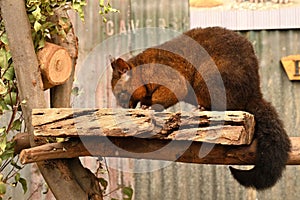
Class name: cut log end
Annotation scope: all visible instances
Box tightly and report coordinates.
[38,42,72,90]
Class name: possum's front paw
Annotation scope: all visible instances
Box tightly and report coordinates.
[140,104,164,112]
[197,105,206,111]
[141,105,150,110]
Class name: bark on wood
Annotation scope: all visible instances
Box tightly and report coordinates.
[47,8,103,200]
[13,132,31,155]
[32,108,255,145]
[0,1,88,199]
[37,42,72,90]
[19,137,300,165]
[20,137,255,165]
[48,8,78,108]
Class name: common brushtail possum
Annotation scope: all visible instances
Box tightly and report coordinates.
[110,27,291,190]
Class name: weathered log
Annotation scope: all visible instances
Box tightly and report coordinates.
[18,108,300,165]
[37,42,72,90]
[32,108,255,145]
[19,137,300,165]
[22,108,257,165]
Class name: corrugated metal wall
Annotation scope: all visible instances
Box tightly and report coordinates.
[68,1,300,199]
[246,30,300,200]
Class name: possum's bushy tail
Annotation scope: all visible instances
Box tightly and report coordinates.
[229,98,291,190]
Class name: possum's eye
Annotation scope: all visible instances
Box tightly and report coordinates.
[123,73,131,82]
[119,69,132,84]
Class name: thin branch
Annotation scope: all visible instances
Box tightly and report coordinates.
[26,183,44,200]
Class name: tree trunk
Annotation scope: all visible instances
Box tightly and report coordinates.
[48,8,103,200]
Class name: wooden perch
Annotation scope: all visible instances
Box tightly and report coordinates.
[18,108,300,165]
[31,108,255,145]
[37,42,72,90]
[18,136,300,165]
[20,108,256,164]
[20,136,256,165]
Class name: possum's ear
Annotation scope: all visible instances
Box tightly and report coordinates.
[111,58,131,74]
[108,55,116,64]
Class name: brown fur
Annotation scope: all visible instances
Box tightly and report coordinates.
[110,27,291,190]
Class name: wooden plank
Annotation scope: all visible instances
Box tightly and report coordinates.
[32,108,255,145]
[19,137,300,165]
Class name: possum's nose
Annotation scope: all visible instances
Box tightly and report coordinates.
[118,92,130,108]
[119,92,127,101]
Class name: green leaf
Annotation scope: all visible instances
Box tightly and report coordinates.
[0,48,8,69]
[0,135,7,153]
[27,13,36,24]
[98,0,119,23]
[122,187,133,200]
[98,177,108,191]
[0,151,14,161]
[71,0,87,21]
[71,86,79,96]
[37,37,45,50]
[6,140,14,150]
[19,177,27,194]
[11,119,22,131]
[34,21,42,32]
[0,138,14,160]
[0,34,8,45]
[4,92,17,106]
[0,182,6,195]
[32,5,42,21]
[99,0,104,6]
[12,173,27,194]
[0,80,7,95]
[0,99,9,111]
[26,0,41,8]
[3,66,15,81]
[45,5,54,15]
[14,173,20,182]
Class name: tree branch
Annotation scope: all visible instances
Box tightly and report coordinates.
[19,137,300,165]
